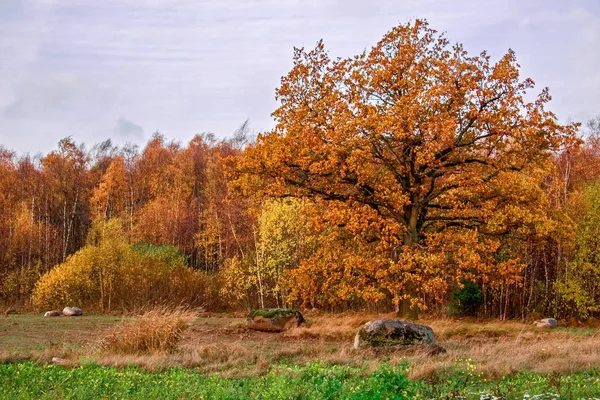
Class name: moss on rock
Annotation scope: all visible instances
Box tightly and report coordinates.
[247,309,305,332]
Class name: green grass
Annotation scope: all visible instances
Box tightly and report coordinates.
[421,364,600,399]
[555,326,599,336]
[1,362,415,400]
[1,362,600,399]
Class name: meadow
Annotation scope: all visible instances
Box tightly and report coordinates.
[2,312,600,399]
[2,13,600,400]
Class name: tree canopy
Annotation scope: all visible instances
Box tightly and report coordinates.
[238,20,579,310]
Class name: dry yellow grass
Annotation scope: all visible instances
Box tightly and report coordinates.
[404,334,600,379]
[2,312,599,379]
[86,313,600,380]
[283,311,380,340]
[98,308,197,355]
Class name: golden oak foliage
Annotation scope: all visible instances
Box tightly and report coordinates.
[32,219,211,311]
[237,20,579,310]
[284,200,392,308]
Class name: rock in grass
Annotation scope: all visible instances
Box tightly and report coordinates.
[247,309,305,332]
[44,310,61,317]
[354,319,436,349]
[533,318,558,328]
[62,307,83,317]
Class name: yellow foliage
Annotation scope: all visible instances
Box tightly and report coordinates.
[218,255,254,307]
[218,198,308,309]
[32,219,211,312]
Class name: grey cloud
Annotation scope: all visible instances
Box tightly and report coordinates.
[114,117,143,138]
[2,72,119,121]
[0,0,599,155]
[0,0,25,21]
[3,99,26,119]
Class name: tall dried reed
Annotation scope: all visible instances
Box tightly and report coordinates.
[99,308,196,354]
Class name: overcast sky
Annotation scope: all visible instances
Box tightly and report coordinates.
[1,0,599,155]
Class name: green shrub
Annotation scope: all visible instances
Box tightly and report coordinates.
[449,280,483,316]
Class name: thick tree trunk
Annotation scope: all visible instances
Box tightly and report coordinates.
[397,297,419,320]
[396,209,421,319]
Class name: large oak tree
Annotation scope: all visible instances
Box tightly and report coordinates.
[238,20,579,310]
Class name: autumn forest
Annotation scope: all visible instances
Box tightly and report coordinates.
[2,20,600,321]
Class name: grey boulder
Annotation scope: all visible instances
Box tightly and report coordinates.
[44,310,61,317]
[533,318,558,328]
[354,319,436,349]
[62,307,83,317]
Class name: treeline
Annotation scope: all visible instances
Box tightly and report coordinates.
[2,20,600,319]
[0,130,253,309]
[1,119,599,318]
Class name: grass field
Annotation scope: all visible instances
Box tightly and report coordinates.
[2,362,600,399]
[1,312,600,398]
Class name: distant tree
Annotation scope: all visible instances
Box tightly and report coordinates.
[587,115,600,137]
[254,198,307,307]
[91,156,129,221]
[231,119,253,150]
[41,138,91,263]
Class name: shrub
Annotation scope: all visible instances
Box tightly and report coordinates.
[31,246,99,309]
[449,280,483,316]
[32,219,211,312]
[99,308,196,354]
[1,261,42,303]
